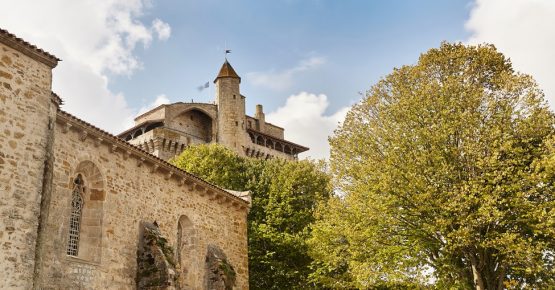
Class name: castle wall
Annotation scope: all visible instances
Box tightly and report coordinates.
[36,118,249,289]
[244,142,295,160]
[166,106,215,142]
[134,105,167,124]
[246,116,284,140]
[0,40,57,289]
[129,127,210,161]
[262,123,284,140]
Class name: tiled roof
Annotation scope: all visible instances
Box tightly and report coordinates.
[117,119,164,138]
[0,28,60,68]
[247,128,309,153]
[214,60,241,83]
[57,109,251,207]
[51,92,63,107]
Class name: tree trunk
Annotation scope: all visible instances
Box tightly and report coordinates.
[470,255,486,290]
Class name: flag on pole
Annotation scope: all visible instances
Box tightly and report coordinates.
[197,81,209,91]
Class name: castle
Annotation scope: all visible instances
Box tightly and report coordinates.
[0,28,308,289]
[118,60,308,161]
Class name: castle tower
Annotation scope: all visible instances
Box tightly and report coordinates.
[214,60,248,154]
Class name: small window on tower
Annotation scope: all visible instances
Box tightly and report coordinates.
[235,121,239,126]
[233,95,236,99]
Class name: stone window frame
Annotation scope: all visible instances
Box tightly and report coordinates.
[64,161,105,264]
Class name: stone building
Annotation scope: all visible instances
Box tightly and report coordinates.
[118,60,309,161]
[0,29,254,289]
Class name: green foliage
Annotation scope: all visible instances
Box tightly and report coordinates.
[171,143,249,190]
[172,144,332,289]
[218,258,236,290]
[309,43,555,289]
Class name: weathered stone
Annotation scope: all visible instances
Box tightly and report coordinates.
[0,29,251,290]
[204,245,236,290]
[137,222,177,290]
[1,55,12,65]
[0,29,54,290]
[0,70,12,79]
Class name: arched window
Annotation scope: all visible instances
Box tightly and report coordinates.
[177,215,200,289]
[66,161,105,263]
[67,174,84,256]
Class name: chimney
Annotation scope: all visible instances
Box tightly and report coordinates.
[255,104,265,131]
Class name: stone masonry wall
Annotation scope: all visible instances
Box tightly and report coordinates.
[36,119,249,289]
[0,40,56,289]
[260,123,284,140]
[168,110,212,142]
[129,127,208,161]
[215,78,248,155]
[245,116,284,140]
[135,106,167,124]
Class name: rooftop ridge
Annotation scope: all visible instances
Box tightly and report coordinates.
[133,102,217,121]
[247,128,309,152]
[0,28,60,68]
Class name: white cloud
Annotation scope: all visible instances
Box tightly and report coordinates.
[152,19,171,41]
[0,0,171,133]
[246,56,326,90]
[466,0,555,107]
[266,92,349,160]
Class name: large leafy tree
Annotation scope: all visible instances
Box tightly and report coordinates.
[309,43,555,289]
[172,144,331,289]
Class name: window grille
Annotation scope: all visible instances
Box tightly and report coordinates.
[67,174,84,256]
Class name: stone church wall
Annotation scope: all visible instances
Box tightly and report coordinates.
[35,117,250,289]
[0,36,57,289]
[0,29,249,290]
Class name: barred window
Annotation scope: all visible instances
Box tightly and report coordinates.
[67,174,84,256]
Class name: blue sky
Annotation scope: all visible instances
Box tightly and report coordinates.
[2,0,554,159]
[110,0,472,115]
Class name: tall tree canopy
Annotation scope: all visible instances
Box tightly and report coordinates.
[172,144,331,289]
[309,43,555,289]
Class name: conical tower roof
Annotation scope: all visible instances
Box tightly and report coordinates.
[214,60,241,83]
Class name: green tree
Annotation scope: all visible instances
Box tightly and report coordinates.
[309,43,555,289]
[172,144,331,289]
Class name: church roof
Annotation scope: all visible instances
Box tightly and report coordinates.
[214,60,241,83]
[56,109,251,207]
[0,28,60,68]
